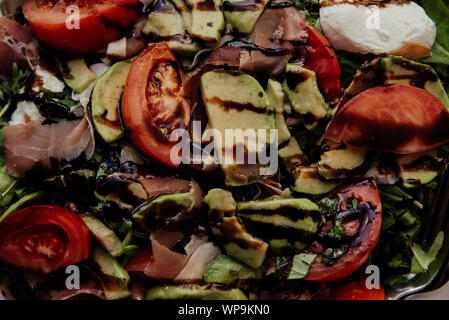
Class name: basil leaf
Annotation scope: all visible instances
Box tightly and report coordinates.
[287,253,317,280]
[421,0,449,65]
[411,231,444,274]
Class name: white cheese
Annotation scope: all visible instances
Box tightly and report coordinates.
[33,65,65,93]
[319,1,436,58]
[9,100,46,126]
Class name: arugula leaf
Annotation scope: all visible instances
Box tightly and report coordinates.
[336,54,361,89]
[411,231,444,274]
[0,63,31,117]
[287,253,317,280]
[421,0,449,65]
[292,0,320,26]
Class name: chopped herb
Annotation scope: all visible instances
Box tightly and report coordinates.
[326,219,346,241]
[321,246,347,266]
[318,197,339,217]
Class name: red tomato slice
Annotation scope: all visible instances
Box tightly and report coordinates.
[324,85,449,154]
[0,205,91,274]
[331,280,385,300]
[23,0,140,54]
[304,25,341,104]
[304,179,382,282]
[121,42,191,168]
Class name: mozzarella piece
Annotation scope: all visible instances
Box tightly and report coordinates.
[9,100,46,126]
[319,0,436,59]
[33,65,65,93]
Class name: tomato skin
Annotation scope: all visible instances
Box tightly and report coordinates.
[121,42,190,168]
[304,179,382,282]
[304,25,341,104]
[331,280,385,300]
[324,85,449,154]
[0,205,91,274]
[23,0,140,54]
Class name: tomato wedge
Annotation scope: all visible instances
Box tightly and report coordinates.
[0,205,91,274]
[304,179,382,282]
[330,280,385,300]
[23,0,140,54]
[304,25,341,104]
[324,85,449,154]
[121,42,191,168]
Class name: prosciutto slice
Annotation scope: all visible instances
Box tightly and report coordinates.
[143,231,211,280]
[4,116,92,177]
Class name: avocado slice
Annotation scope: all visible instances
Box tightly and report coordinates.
[80,214,123,257]
[187,0,225,43]
[143,0,185,36]
[291,165,339,195]
[203,188,236,220]
[266,79,291,145]
[223,0,269,34]
[88,247,131,300]
[269,238,307,255]
[166,37,203,56]
[133,184,201,231]
[381,56,449,111]
[236,197,321,251]
[396,150,444,188]
[143,0,202,56]
[200,71,276,186]
[147,284,247,300]
[211,216,268,269]
[278,137,308,172]
[317,145,367,180]
[59,58,96,93]
[0,167,16,207]
[91,60,132,143]
[283,64,331,130]
[204,255,262,285]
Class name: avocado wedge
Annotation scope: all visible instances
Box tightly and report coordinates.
[91,59,132,143]
[147,284,247,300]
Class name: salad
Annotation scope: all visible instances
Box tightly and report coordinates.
[0,0,448,301]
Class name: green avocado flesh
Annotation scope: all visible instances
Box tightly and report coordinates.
[283,64,330,130]
[188,0,225,43]
[60,58,96,93]
[147,284,247,300]
[396,150,444,188]
[203,188,236,220]
[133,191,194,231]
[236,198,321,242]
[91,59,132,143]
[381,56,449,111]
[223,0,269,34]
[266,79,291,145]
[292,166,339,195]
[80,214,123,257]
[317,145,367,180]
[200,71,276,186]
[143,0,202,55]
[89,247,131,300]
[211,216,268,269]
[204,255,262,285]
